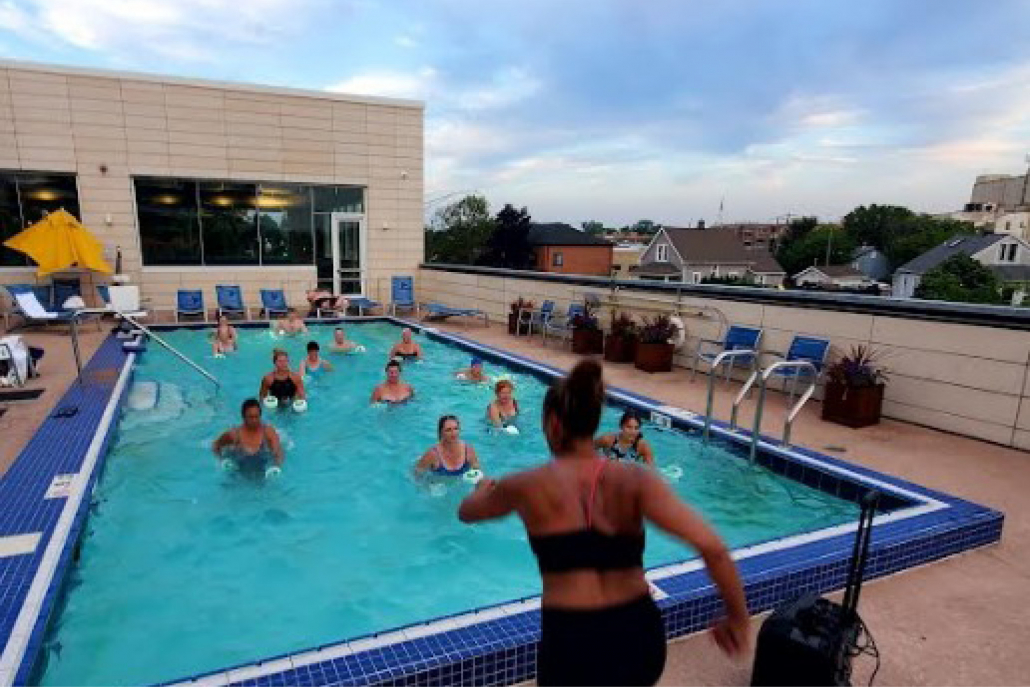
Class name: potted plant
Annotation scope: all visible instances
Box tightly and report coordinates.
[571,300,604,355]
[822,345,888,428]
[634,313,678,372]
[604,311,638,363]
[508,297,533,335]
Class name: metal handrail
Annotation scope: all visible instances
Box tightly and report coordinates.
[119,312,220,389]
[702,349,761,441]
[747,360,817,462]
[729,367,763,430]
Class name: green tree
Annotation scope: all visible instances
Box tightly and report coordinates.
[914,254,1003,304]
[581,220,605,235]
[633,219,661,234]
[478,204,534,269]
[887,216,975,269]
[842,204,915,252]
[776,224,857,275]
[423,194,495,264]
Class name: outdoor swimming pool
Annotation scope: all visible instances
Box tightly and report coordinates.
[35,321,863,686]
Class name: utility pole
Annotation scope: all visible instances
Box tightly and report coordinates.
[825,224,833,266]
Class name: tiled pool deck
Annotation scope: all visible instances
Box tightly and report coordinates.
[0,319,1010,686]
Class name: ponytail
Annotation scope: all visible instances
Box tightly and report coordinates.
[543,359,605,451]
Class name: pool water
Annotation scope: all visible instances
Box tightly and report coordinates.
[38,322,858,686]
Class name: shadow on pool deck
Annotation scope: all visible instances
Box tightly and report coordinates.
[2,318,1027,685]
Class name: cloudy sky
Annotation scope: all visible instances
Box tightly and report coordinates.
[1,0,1029,226]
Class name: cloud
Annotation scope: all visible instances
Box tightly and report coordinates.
[327,66,438,100]
[394,34,417,48]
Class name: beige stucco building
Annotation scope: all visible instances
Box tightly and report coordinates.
[0,59,424,315]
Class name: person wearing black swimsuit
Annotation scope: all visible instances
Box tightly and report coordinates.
[212,399,285,477]
[595,411,655,466]
[259,349,307,405]
[458,360,748,686]
[387,328,423,362]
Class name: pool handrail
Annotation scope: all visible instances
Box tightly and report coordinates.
[749,360,818,461]
[702,348,760,441]
[117,312,220,389]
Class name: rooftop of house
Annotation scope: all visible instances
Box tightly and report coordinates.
[660,226,786,273]
[897,234,1007,275]
[799,264,868,279]
[528,223,612,247]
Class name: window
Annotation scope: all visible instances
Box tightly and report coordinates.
[257,183,313,266]
[692,271,702,284]
[137,178,203,265]
[552,251,564,267]
[0,172,81,267]
[655,244,669,262]
[999,243,1018,262]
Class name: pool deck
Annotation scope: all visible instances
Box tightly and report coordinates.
[0,319,1027,685]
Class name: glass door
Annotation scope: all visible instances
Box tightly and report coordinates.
[330,212,366,295]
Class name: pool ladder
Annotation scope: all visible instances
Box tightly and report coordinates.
[702,357,818,462]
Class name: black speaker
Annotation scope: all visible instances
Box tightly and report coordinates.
[751,491,879,686]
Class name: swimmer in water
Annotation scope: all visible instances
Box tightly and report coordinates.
[455,356,488,383]
[276,308,308,337]
[211,315,238,355]
[299,341,333,376]
[260,349,307,405]
[595,411,655,467]
[329,326,359,353]
[387,328,423,362]
[414,415,481,476]
[212,399,284,476]
[487,379,519,428]
[371,359,414,404]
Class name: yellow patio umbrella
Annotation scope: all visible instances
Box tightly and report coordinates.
[3,209,113,276]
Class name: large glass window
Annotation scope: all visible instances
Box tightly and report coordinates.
[313,185,363,213]
[258,183,313,266]
[137,178,202,266]
[199,181,259,265]
[0,171,82,267]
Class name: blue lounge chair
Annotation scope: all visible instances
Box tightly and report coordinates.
[176,289,207,322]
[542,303,585,347]
[421,302,488,326]
[52,278,81,310]
[691,324,763,385]
[259,289,289,320]
[516,299,554,336]
[216,285,249,320]
[765,335,831,399]
[390,276,418,317]
[347,297,381,316]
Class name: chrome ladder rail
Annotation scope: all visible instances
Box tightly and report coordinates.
[746,361,817,462]
[702,349,760,441]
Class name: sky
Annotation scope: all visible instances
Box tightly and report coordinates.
[1,0,1029,227]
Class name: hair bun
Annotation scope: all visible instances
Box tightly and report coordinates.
[564,359,604,405]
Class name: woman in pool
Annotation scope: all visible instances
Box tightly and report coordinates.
[276,309,308,336]
[260,349,307,405]
[299,341,333,376]
[455,356,488,383]
[415,415,481,476]
[371,360,414,404]
[486,379,519,428]
[387,328,423,362]
[457,360,748,686]
[595,411,655,467]
[329,326,359,353]
[212,399,284,476]
[306,287,349,316]
[211,315,238,355]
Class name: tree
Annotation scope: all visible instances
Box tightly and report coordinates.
[887,216,975,269]
[478,204,534,269]
[423,194,495,264]
[914,254,1003,304]
[842,204,915,252]
[581,220,605,236]
[632,219,661,235]
[776,224,857,275]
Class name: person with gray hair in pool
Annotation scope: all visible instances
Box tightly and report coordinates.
[388,328,423,362]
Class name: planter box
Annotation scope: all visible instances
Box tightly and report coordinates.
[572,328,604,355]
[508,313,519,335]
[822,382,885,428]
[604,335,637,363]
[634,342,675,373]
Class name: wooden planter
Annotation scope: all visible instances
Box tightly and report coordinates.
[604,334,637,363]
[822,382,885,428]
[634,341,675,373]
[572,328,604,355]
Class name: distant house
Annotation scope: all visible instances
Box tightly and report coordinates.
[892,233,1030,298]
[611,243,645,279]
[632,226,786,285]
[851,245,890,281]
[528,223,613,276]
[793,265,876,289]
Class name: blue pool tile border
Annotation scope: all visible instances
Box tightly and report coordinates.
[1,318,1004,687]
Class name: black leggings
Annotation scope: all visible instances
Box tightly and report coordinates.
[537,593,666,686]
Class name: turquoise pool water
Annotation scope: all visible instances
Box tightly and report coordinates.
[39,322,858,686]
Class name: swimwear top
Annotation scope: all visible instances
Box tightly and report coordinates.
[494,399,519,426]
[269,374,298,402]
[606,435,643,463]
[432,442,471,475]
[395,350,419,359]
[227,428,274,475]
[528,460,645,574]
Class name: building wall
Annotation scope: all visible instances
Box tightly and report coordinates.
[612,246,643,279]
[418,266,1030,450]
[0,60,423,313]
[639,230,682,268]
[971,173,1029,212]
[992,212,1030,241]
[533,245,613,276]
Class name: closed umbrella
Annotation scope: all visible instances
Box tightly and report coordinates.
[3,209,113,276]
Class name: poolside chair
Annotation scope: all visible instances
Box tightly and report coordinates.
[100,285,148,319]
[215,285,249,320]
[421,302,488,327]
[52,278,81,310]
[541,303,585,347]
[390,276,418,317]
[176,289,207,322]
[11,290,77,329]
[690,324,763,385]
[346,297,381,316]
[259,289,289,320]
[516,299,555,336]
[765,335,831,401]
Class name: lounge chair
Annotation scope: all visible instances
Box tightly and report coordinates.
[390,276,418,317]
[52,278,81,310]
[516,300,555,336]
[176,289,207,322]
[259,289,289,320]
[346,297,381,316]
[765,335,830,401]
[542,303,585,347]
[691,324,763,385]
[11,290,77,329]
[215,285,249,320]
[421,302,488,326]
[98,285,148,319]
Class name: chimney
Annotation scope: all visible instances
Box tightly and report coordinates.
[697,219,706,230]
